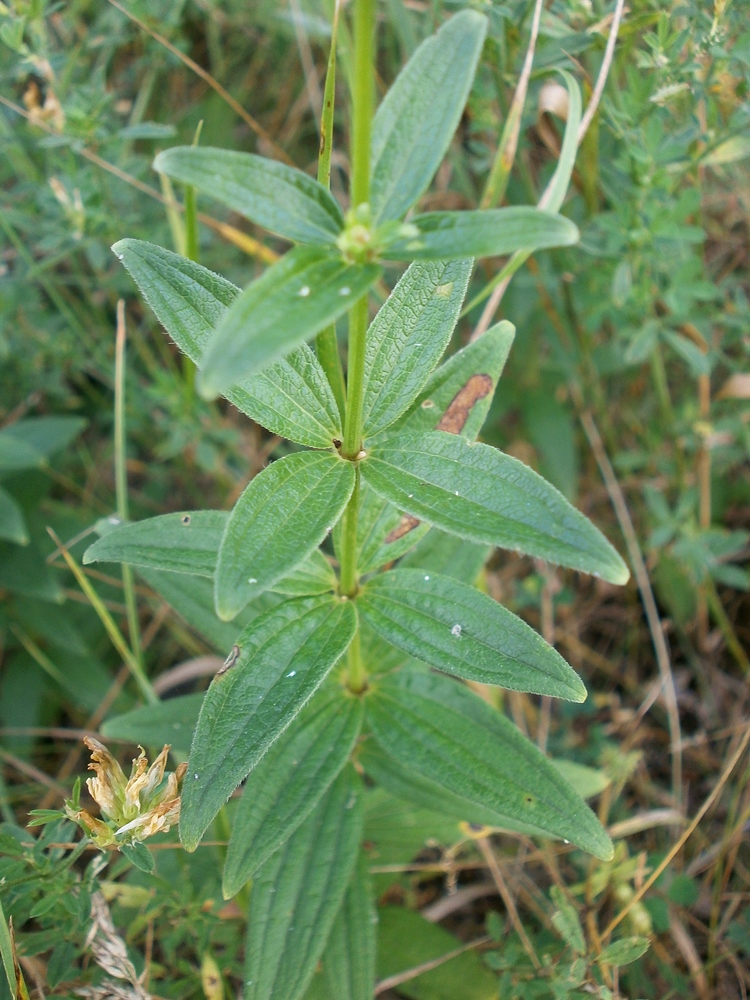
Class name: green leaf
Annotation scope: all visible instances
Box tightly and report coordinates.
[400,530,488,585]
[322,851,376,1000]
[216,452,354,620]
[113,240,342,448]
[382,208,579,261]
[356,323,514,574]
[244,765,364,1000]
[365,668,613,859]
[139,568,280,653]
[360,739,505,831]
[223,689,363,897]
[376,907,497,1000]
[358,569,585,701]
[83,511,226,577]
[361,260,472,438]
[270,548,337,596]
[388,320,515,440]
[370,10,487,223]
[197,245,381,399]
[550,886,586,954]
[0,487,28,545]
[0,417,85,475]
[597,937,650,967]
[154,147,345,245]
[362,431,629,585]
[120,841,155,874]
[101,693,203,754]
[180,595,356,851]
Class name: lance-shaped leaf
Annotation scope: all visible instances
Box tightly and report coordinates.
[154,147,345,245]
[198,246,381,399]
[322,852,376,1000]
[180,595,356,851]
[382,207,579,261]
[112,240,342,448]
[371,10,487,223]
[83,511,226,577]
[361,259,472,438]
[216,451,354,620]
[271,548,337,597]
[362,431,629,584]
[244,766,364,1000]
[358,322,514,574]
[223,689,363,897]
[359,569,585,700]
[366,669,613,859]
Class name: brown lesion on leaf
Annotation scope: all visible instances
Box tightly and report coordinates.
[384,514,421,544]
[435,374,493,435]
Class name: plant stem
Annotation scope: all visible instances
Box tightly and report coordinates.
[345,623,366,693]
[115,301,144,674]
[338,0,375,668]
[315,1,347,421]
[350,0,374,208]
[338,466,360,597]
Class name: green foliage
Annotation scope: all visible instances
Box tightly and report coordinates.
[7,0,750,997]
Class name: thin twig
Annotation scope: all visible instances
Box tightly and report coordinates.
[289,0,323,126]
[480,0,544,210]
[579,409,683,807]
[374,937,491,995]
[472,0,626,333]
[602,724,750,939]
[476,836,541,970]
[577,0,627,143]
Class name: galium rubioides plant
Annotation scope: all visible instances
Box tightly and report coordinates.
[83,5,630,997]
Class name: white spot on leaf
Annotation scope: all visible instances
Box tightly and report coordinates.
[451,624,462,637]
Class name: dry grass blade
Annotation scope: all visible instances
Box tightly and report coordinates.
[579,410,683,807]
[602,724,750,939]
[374,936,491,995]
[106,0,294,166]
[77,894,150,1000]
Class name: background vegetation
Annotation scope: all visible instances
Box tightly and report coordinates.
[1,0,749,997]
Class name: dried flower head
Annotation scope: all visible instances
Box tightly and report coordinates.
[64,739,187,850]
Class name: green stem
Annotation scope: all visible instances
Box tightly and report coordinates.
[346,625,366,693]
[115,302,143,674]
[315,5,347,421]
[350,0,375,208]
[339,465,360,597]
[338,0,375,688]
[342,295,368,458]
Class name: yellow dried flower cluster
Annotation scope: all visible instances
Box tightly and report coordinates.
[65,738,187,849]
